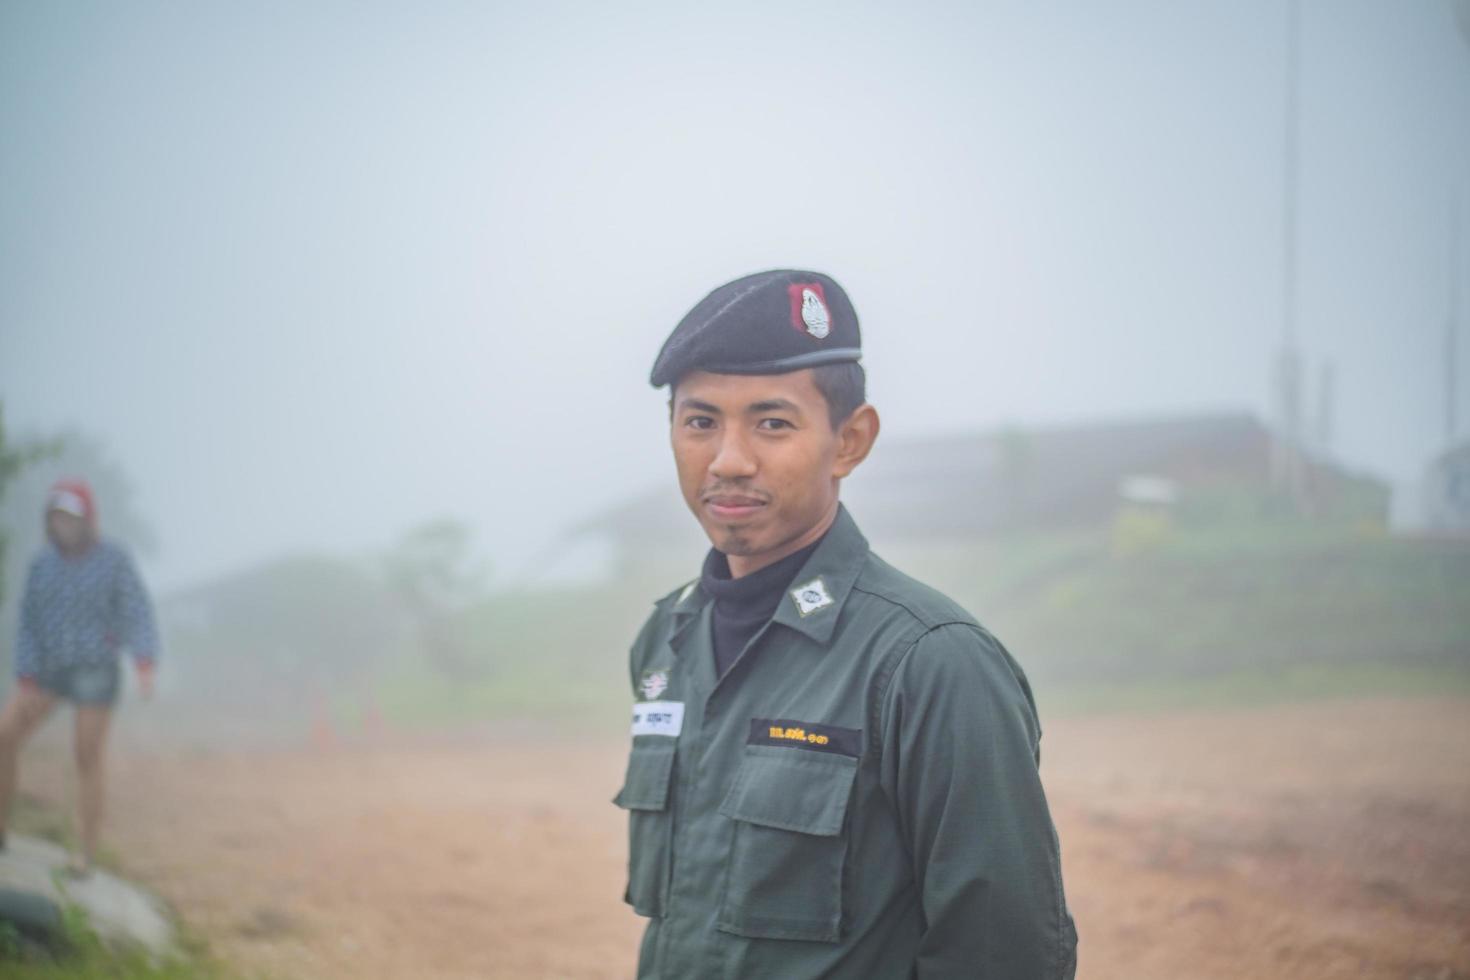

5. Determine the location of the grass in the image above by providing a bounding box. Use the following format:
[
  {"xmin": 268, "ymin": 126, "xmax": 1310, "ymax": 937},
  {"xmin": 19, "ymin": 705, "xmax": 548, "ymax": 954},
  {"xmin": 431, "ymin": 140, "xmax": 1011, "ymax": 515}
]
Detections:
[
  {"xmin": 0, "ymin": 900, "xmax": 237, "ymax": 979},
  {"xmin": 357, "ymin": 579, "xmax": 656, "ymax": 733},
  {"xmin": 366, "ymin": 658, "xmax": 626, "ymax": 734},
  {"xmin": 360, "ymin": 517, "xmax": 1470, "ymax": 726},
  {"xmin": 931, "ymin": 521, "xmax": 1470, "ymax": 686},
  {"xmin": 3, "ymin": 800, "xmax": 248, "ymax": 979},
  {"xmin": 1043, "ymin": 660, "xmax": 1470, "ymax": 717},
  {"xmin": 10, "ymin": 793, "xmax": 69, "ymax": 848},
  {"xmin": 8, "ymin": 794, "xmax": 125, "ymax": 875}
]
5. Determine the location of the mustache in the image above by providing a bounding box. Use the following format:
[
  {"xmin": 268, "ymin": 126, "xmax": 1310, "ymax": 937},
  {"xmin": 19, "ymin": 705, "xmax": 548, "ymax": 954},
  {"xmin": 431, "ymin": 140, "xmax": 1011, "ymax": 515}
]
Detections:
[{"xmin": 700, "ymin": 483, "xmax": 770, "ymax": 502}]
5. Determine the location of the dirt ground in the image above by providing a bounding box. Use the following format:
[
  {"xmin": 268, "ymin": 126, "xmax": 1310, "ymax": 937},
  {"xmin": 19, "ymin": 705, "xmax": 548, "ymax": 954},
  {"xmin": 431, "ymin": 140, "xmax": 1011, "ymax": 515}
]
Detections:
[{"xmin": 17, "ymin": 696, "xmax": 1470, "ymax": 980}]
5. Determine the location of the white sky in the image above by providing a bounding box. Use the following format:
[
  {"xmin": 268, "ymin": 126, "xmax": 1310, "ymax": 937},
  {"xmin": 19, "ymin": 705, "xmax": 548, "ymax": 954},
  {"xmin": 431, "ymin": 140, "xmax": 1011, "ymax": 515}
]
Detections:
[{"xmin": 3, "ymin": 0, "xmax": 1468, "ymax": 589}]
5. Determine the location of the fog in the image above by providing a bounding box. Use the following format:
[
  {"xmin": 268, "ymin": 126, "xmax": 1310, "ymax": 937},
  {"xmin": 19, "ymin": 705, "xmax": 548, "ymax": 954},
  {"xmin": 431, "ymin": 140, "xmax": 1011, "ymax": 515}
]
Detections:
[
  {"xmin": 2, "ymin": 0, "xmax": 1467, "ymax": 590},
  {"xmin": 3, "ymin": 5, "xmax": 1470, "ymax": 978}
]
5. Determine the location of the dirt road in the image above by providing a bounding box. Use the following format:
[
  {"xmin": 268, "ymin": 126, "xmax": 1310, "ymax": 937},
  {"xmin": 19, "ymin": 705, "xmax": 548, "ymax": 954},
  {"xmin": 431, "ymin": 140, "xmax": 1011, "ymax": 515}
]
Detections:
[{"xmin": 18, "ymin": 696, "xmax": 1470, "ymax": 979}]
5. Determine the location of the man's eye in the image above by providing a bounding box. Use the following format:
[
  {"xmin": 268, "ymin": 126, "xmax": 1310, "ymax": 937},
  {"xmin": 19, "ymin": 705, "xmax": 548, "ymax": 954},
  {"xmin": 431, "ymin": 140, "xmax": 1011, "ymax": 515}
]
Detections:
[
  {"xmin": 758, "ymin": 418, "xmax": 793, "ymax": 431},
  {"xmin": 685, "ymin": 416, "xmax": 716, "ymax": 430}
]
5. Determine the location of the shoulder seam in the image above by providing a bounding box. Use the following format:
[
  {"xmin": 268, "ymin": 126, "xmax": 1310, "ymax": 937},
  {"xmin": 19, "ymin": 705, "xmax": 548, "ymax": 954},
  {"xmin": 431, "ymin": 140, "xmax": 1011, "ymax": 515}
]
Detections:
[
  {"xmin": 849, "ymin": 581, "xmax": 976, "ymax": 633},
  {"xmin": 869, "ymin": 621, "xmax": 973, "ymax": 757}
]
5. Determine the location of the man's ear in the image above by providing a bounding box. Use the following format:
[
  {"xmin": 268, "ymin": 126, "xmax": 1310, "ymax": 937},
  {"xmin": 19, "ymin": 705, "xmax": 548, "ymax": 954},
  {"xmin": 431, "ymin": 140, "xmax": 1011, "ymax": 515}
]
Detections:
[{"xmin": 833, "ymin": 404, "xmax": 880, "ymax": 479}]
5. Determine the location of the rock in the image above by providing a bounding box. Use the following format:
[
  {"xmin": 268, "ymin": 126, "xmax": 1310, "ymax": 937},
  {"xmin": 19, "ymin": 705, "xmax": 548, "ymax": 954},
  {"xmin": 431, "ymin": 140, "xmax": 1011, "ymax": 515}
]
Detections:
[{"xmin": 0, "ymin": 834, "xmax": 175, "ymax": 956}]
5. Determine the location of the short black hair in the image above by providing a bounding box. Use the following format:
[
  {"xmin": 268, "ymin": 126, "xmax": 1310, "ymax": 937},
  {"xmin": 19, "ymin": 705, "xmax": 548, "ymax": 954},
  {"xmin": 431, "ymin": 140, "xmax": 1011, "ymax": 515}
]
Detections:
[{"xmin": 810, "ymin": 361, "xmax": 867, "ymax": 428}]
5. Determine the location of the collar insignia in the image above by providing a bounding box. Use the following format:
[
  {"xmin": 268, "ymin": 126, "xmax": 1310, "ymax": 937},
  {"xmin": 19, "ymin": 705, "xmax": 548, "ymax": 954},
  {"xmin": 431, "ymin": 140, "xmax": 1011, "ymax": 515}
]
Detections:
[{"xmin": 790, "ymin": 577, "xmax": 834, "ymax": 617}]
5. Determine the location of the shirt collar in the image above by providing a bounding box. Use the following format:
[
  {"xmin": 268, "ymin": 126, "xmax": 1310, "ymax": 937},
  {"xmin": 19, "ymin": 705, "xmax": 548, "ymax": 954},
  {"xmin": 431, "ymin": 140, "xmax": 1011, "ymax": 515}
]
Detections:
[
  {"xmin": 768, "ymin": 503, "xmax": 868, "ymax": 646},
  {"xmin": 667, "ymin": 575, "xmax": 710, "ymax": 653},
  {"xmin": 699, "ymin": 532, "xmax": 822, "ymax": 610},
  {"xmin": 667, "ymin": 503, "xmax": 870, "ymax": 649}
]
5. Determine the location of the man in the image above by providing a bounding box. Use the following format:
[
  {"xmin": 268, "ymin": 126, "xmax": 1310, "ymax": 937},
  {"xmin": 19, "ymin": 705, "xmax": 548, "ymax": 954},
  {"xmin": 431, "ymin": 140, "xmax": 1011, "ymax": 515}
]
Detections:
[
  {"xmin": 615, "ymin": 270, "xmax": 1077, "ymax": 978},
  {"xmin": 0, "ymin": 478, "xmax": 157, "ymax": 875}
]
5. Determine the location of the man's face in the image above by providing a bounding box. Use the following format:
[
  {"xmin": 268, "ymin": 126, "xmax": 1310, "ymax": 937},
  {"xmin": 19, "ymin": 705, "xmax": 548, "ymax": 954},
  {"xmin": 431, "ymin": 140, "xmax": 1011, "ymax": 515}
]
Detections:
[
  {"xmin": 47, "ymin": 509, "xmax": 88, "ymax": 551},
  {"xmin": 671, "ymin": 369, "xmax": 858, "ymax": 571}
]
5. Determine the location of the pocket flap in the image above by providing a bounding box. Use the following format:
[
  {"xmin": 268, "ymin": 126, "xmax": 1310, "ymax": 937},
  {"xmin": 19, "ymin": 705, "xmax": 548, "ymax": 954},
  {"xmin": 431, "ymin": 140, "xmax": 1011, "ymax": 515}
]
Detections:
[
  {"xmin": 719, "ymin": 747, "xmax": 858, "ymax": 836},
  {"xmin": 614, "ymin": 745, "xmax": 676, "ymax": 811}
]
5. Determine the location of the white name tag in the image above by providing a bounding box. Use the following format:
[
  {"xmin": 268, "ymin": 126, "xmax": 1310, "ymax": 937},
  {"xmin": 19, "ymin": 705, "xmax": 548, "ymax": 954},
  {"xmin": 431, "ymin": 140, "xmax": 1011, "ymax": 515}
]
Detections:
[{"xmin": 631, "ymin": 701, "xmax": 684, "ymax": 738}]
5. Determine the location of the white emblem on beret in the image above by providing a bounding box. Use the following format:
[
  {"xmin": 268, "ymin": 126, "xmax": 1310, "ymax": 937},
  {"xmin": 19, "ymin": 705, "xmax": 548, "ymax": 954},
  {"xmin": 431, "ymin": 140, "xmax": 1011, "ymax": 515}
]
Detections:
[
  {"xmin": 790, "ymin": 577, "xmax": 834, "ymax": 617},
  {"xmin": 801, "ymin": 288, "xmax": 830, "ymax": 339}
]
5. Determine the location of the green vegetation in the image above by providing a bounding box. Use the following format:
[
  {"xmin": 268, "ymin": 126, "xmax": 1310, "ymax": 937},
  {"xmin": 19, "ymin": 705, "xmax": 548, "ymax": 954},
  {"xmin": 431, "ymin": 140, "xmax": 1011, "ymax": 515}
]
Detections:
[
  {"xmin": 8, "ymin": 793, "xmax": 124, "ymax": 875},
  {"xmin": 365, "ymin": 513, "xmax": 1470, "ymax": 724},
  {"xmin": 2, "ymin": 797, "xmax": 245, "ymax": 980},
  {"xmin": 0, "ymin": 901, "xmax": 236, "ymax": 980},
  {"xmin": 0, "ymin": 402, "xmax": 60, "ymax": 608},
  {"xmin": 365, "ymin": 582, "xmax": 652, "ymax": 734},
  {"xmin": 158, "ymin": 488, "xmax": 1469, "ymax": 732},
  {"xmin": 1044, "ymin": 660, "xmax": 1470, "ymax": 717},
  {"xmin": 950, "ymin": 521, "xmax": 1470, "ymax": 691},
  {"xmin": 10, "ymin": 793, "xmax": 70, "ymax": 849}
]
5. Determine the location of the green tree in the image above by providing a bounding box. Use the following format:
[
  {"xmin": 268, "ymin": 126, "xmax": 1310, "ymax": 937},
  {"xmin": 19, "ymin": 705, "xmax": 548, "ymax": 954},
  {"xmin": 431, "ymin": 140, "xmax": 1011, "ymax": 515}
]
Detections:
[
  {"xmin": 163, "ymin": 553, "xmax": 405, "ymax": 712},
  {"xmin": 383, "ymin": 519, "xmax": 489, "ymax": 681},
  {"xmin": 0, "ymin": 403, "xmax": 59, "ymax": 607}
]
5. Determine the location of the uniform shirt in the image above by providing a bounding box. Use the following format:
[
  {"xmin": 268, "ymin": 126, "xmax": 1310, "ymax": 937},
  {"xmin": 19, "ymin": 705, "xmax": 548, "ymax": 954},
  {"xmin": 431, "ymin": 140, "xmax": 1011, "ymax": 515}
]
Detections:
[
  {"xmin": 616, "ymin": 506, "xmax": 1077, "ymax": 979},
  {"xmin": 15, "ymin": 539, "xmax": 158, "ymax": 678},
  {"xmin": 700, "ymin": 535, "xmax": 823, "ymax": 678}
]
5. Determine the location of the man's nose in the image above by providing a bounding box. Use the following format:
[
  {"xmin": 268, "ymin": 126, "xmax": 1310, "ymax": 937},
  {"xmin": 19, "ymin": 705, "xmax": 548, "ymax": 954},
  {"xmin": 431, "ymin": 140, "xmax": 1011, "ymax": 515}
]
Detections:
[{"xmin": 709, "ymin": 430, "xmax": 758, "ymax": 480}]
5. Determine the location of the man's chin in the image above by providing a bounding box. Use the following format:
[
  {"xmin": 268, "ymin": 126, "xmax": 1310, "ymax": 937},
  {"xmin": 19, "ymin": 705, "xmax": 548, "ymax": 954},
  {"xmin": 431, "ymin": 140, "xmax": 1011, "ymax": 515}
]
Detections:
[
  {"xmin": 700, "ymin": 519, "xmax": 759, "ymax": 557},
  {"xmin": 709, "ymin": 531, "xmax": 756, "ymax": 556}
]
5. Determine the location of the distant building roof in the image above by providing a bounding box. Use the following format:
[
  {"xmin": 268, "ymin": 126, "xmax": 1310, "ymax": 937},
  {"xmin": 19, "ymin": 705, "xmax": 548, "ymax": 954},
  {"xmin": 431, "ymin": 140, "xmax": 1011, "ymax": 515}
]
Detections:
[
  {"xmin": 569, "ymin": 411, "xmax": 1386, "ymax": 562},
  {"xmin": 844, "ymin": 411, "xmax": 1273, "ymax": 538}
]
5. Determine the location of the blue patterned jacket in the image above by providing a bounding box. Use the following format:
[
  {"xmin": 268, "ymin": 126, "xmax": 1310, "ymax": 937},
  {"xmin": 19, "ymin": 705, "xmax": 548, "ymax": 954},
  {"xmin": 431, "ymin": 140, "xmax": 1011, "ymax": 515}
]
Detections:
[{"xmin": 14, "ymin": 539, "xmax": 158, "ymax": 677}]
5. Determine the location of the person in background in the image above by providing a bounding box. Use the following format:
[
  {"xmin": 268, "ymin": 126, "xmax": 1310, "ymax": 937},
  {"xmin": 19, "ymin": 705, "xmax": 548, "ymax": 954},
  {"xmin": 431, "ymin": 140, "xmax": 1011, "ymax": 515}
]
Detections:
[{"xmin": 0, "ymin": 477, "xmax": 157, "ymax": 875}]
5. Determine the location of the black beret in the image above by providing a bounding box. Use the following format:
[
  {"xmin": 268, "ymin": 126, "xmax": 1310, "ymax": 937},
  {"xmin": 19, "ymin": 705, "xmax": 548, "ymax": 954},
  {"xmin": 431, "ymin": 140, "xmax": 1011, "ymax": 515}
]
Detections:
[{"xmin": 649, "ymin": 269, "xmax": 862, "ymax": 388}]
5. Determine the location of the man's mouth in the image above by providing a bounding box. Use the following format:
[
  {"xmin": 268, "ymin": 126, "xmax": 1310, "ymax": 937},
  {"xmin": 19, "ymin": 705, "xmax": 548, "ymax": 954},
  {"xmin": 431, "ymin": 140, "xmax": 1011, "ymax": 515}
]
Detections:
[{"xmin": 704, "ymin": 492, "xmax": 767, "ymax": 522}]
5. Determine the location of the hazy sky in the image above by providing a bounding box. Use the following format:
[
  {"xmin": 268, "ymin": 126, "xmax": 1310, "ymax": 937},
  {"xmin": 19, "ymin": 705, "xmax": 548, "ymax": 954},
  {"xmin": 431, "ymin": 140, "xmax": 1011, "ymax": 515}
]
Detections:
[{"xmin": 3, "ymin": 0, "xmax": 1468, "ymax": 590}]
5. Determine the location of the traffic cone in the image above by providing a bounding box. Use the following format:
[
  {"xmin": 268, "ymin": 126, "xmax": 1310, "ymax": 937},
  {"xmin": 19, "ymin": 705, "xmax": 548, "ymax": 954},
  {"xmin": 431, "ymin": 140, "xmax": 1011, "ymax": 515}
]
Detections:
[
  {"xmin": 310, "ymin": 693, "xmax": 337, "ymax": 751},
  {"xmin": 363, "ymin": 694, "xmax": 387, "ymax": 741}
]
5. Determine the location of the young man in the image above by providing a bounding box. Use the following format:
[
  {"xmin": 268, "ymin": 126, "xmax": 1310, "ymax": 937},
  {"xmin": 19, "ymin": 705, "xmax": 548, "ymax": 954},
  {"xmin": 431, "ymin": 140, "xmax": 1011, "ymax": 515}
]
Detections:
[
  {"xmin": 0, "ymin": 478, "xmax": 157, "ymax": 874},
  {"xmin": 615, "ymin": 270, "xmax": 1077, "ymax": 978}
]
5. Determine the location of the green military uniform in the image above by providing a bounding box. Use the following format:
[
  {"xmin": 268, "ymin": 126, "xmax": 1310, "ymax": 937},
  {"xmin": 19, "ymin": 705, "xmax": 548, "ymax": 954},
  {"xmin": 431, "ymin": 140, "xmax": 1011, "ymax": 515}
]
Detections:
[{"xmin": 615, "ymin": 506, "xmax": 1077, "ymax": 978}]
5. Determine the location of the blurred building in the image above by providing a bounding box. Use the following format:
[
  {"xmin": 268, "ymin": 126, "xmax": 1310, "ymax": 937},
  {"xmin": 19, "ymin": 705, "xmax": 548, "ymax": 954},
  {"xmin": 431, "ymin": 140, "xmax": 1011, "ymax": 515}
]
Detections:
[
  {"xmin": 1423, "ymin": 439, "xmax": 1470, "ymax": 533},
  {"xmin": 566, "ymin": 412, "xmax": 1390, "ymax": 577}
]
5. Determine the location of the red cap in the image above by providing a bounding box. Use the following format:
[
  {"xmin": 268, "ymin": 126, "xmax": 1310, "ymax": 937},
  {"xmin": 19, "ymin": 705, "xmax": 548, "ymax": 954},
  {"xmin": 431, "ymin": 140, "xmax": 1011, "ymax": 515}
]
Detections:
[{"xmin": 47, "ymin": 478, "xmax": 98, "ymax": 528}]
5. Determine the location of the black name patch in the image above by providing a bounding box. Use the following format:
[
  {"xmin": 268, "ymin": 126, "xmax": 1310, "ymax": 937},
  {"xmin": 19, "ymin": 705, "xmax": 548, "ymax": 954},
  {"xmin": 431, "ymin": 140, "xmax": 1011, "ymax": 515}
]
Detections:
[{"xmin": 748, "ymin": 717, "xmax": 862, "ymax": 757}]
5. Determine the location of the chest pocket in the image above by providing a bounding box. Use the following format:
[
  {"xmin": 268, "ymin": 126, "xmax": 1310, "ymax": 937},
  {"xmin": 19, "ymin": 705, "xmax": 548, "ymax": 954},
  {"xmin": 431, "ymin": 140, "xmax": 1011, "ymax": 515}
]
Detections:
[
  {"xmin": 613, "ymin": 742, "xmax": 676, "ymax": 918},
  {"xmin": 717, "ymin": 745, "xmax": 859, "ymax": 943}
]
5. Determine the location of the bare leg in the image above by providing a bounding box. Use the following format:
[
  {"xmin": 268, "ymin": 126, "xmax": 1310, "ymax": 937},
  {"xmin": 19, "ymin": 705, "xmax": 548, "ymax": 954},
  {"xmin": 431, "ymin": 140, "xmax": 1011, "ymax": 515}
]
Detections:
[
  {"xmin": 0, "ymin": 683, "xmax": 58, "ymax": 841},
  {"xmin": 73, "ymin": 704, "xmax": 112, "ymax": 869}
]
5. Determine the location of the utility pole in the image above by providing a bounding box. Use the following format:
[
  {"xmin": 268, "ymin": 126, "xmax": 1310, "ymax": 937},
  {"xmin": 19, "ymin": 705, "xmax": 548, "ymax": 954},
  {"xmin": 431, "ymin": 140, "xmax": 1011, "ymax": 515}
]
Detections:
[
  {"xmin": 1316, "ymin": 358, "xmax": 1335, "ymax": 453},
  {"xmin": 1447, "ymin": 0, "xmax": 1468, "ymax": 447},
  {"xmin": 1272, "ymin": 0, "xmax": 1306, "ymax": 505},
  {"xmin": 1448, "ymin": 199, "xmax": 1461, "ymax": 446}
]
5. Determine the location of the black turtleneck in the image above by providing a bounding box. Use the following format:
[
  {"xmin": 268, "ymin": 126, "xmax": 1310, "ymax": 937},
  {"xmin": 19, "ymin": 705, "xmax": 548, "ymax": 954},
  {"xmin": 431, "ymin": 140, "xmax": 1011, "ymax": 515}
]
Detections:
[{"xmin": 700, "ymin": 533, "xmax": 826, "ymax": 678}]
